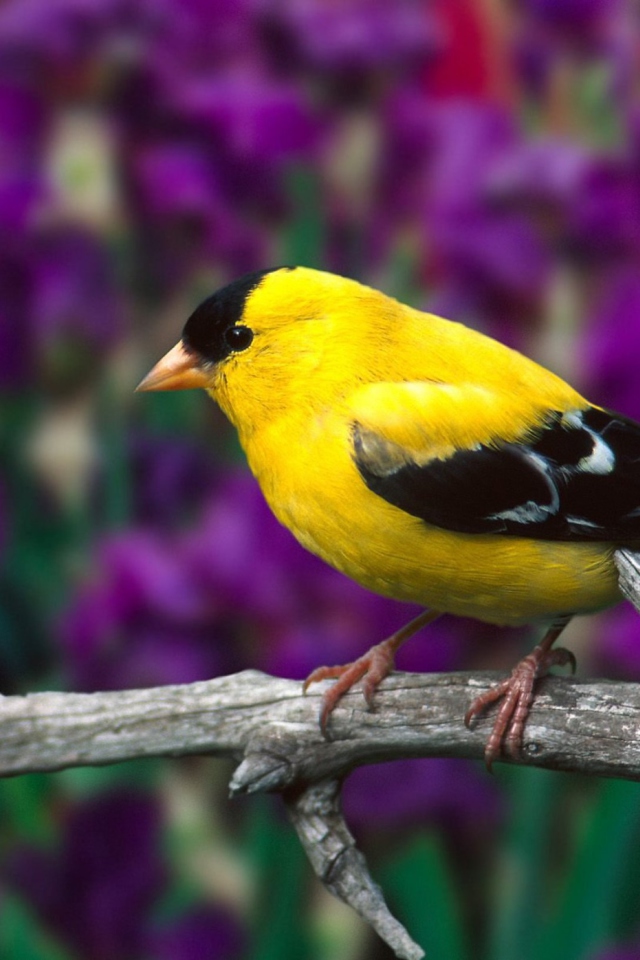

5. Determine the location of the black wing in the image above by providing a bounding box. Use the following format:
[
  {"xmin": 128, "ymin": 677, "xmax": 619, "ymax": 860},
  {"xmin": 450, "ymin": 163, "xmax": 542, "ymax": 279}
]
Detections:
[{"xmin": 352, "ymin": 407, "xmax": 640, "ymax": 542}]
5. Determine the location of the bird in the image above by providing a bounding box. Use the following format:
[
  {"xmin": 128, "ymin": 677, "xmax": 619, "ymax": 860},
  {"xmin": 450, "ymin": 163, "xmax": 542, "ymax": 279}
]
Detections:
[{"xmin": 137, "ymin": 265, "xmax": 640, "ymax": 768}]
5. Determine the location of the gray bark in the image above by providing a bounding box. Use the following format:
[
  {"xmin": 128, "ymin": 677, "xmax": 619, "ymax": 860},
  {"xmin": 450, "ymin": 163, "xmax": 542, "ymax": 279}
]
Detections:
[{"xmin": 2, "ymin": 667, "xmax": 640, "ymax": 959}]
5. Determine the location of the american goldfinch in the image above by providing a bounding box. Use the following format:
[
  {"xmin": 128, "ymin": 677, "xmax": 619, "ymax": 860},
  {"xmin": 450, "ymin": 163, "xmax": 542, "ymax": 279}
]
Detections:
[{"xmin": 138, "ymin": 266, "xmax": 640, "ymax": 767}]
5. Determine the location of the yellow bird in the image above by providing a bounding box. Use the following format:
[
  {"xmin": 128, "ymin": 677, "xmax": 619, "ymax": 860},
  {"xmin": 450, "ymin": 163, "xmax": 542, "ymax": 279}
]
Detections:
[{"xmin": 137, "ymin": 266, "xmax": 639, "ymax": 767}]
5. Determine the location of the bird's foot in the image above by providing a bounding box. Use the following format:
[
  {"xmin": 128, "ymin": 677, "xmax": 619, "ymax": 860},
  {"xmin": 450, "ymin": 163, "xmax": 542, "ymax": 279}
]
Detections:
[
  {"xmin": 303, "ymin": 637, "xmax": 399, "ymax": 735},
  {"xmin": 303, "ymin": 608, "xmax": 441, "ymax": 736},
  {"xmin": 465, "ymin": 641, "xmax": 576, "ymax": 771}
]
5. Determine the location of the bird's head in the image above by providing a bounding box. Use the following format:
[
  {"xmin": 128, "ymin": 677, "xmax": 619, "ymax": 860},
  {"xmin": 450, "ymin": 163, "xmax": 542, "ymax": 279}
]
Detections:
[{"xmin": 137, "ymin": 265, "xmax": 392, "ymax": 436}]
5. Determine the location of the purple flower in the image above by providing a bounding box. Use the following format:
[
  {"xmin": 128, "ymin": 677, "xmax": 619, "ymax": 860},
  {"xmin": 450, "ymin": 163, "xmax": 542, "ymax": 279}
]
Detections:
[
  {"xmin": 131, "ymin": 142, "xmax": 224, "ymax": 223},
  {"xmin": 521, "ymin": 0, "xmax": 622, "ymax": 32},
  {"xmin": 146, "ymin": 907, "xmax": 245, "ymax": 960},
  {"xmin": 31, "ymin": 226, "xmax": 124, "ymax": 350},
  {"xmin": 0, "ymin": 81, "xmax": 48, "ymax": 233},
  {"xmin": 6, "ymin": 790, "xmax": 166, "ymax": 960},
  {"xmin": 515, "ymin": 0, "xmax": 626, "ymax": 63},
  {"xmin": 177, "ymin": 73, "xmax": 323, "ymax": 164},
  {"xmin": 258, "ymin": 0, "xmax": 438, "ymax": 81},
  {"xmin": 5, "ymin": 788, "xmax": 245, "ymax": 960},
  {"xmin": 377, "ymin": 98, "xmax": 553, "ymax": 337},
  {"xmin": 484, "ymin": 136, "xmax": 592, "ymax": 214},
  {"xmin": 168, "ymin": 71, "xmax": 325, "ymax": 227},
  {"xmin": 423, "ymin": 105, "xmax": 551, "ymax": 315},
  {"xmin": 184, "ymin": 472, "xmax": 467, "ymax": 681},
  {"xmin": 59, "ymin": 526, "xmax": 230, "ymax": 691},
  {"xmin": 567, "ymin": 159, "xmax": 640, "ymax": 263},
  {"xmin": 0, "ymin": 225, "xmax": 124, "ymax": 390},
  {"xmin": 128, "ymin": 140, "xmax": 267, "ymax": 284},
  {"xmin": 123, "ymin": 430, "xmax": 220, "ymax": 528},
  {"xmin": 421, "ymin": 101, "xmax": 517, "ymax": 214},
  {"xmin": 122, "ymin": 67, "xmax": 324, "ymax": 285},
  {"xmin": 60, "ymin": 470, "xmax": 470, "ymax": 692},
  {"xmin": 592, "ymin": 603, "xmax": 640, "ymax": 682},
  {"xmin": 344, "ymin": 758, "xmax": 503, "ymax": 833},
  {"xmin": 432, "ymin": 208, "xmax": 550, "ymax": 310},
  {"xmin": 513, "ymin": 0, "xmax": 632, "ymax": 104},
  {"xmin": 0, "ymin": 0, "xmax": 168, "ymax": 88},
  {"xmin": 137, "ymin": 0, "xmax": 259, "ymax": 76},
  {"xmin": 581, "ymin": 267, "xmax": 640, "ymax": 420}
]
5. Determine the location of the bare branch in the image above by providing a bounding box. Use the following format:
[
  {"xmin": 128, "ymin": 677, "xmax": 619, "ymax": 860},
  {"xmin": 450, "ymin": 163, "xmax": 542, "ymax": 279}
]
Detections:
[
  {"xmin": 284, "ymin": 779, "xmax": 425, "ymax": 960},
  {"xmin": 2, "ymin": 668, "xmax": 640, "ymax": 959},
  {"xmin": 1, "ymin": 671, "xmax": 639, "ymax": 781}
]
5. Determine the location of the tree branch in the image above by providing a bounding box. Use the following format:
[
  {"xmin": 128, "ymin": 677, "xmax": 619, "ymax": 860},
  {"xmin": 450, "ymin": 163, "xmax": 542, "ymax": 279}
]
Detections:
[
  {"xmin": 2, "ymin": 671, "xmax": 639, "ymax": 780},
  {"xmin": 2, "ymin": 669, "xmax": 640, "ymax": 959}
]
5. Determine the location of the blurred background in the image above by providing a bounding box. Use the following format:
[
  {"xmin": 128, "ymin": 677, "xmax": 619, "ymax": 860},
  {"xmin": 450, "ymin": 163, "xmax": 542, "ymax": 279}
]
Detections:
[{"xmin": 1, "ymin": 0, "xmax": 640, "ymax": 957}]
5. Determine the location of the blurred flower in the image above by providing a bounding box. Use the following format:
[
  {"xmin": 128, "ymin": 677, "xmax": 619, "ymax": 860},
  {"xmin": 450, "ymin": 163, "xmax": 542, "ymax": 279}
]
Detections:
[
  {"xmin": 59, "ymin": 526, "xmax": 226, "ymax": 691},
  {"xmin": 259, "ymin": 0, "xmax": 438, "ymax": 94},
  {"xmin": 123, "ymin": 430, "xmax": 220, "ymax": 528},
  {"xmin": 0, "ymin": 225, "xmax": 124, "ymax": 391},
  {"xmin": 123, "ymin": 64, "xmax": 326, "ymax": 287},
  {"xmin": 173, "ymin": 71, "xmax": 325, "ymax": 227},
  {"xmin": 592, "ymin": 603, "xmax": 640, "ymax": 681},
  {"xmin": 5, "ymin": 788, "xmax": 244, "ymax": 960},
  {"xmin": 432, "ymin": 208, "xmax": 550, "ymax": 318},
  {"xmin": 128, "ymin": 140, "xmax": 267, "ymax": 286},
  {"xmin": 44, "ymin": 108, "xmax": 121, "ymax": 230},
  {"xmin": 567, "ymin": 159, "xmax": 640, "ymax": 264},
  {"xmin": 131, "ymin": 143, "xmax": 220, "ymax": 223},
  {"xmin": 484, "ymin": 136, "xmax": 592, "ymax": 215},
  {"xmin": 581, "ymin": 267, "xmax": 640, "ymax": 420},
  {"xmin": 424, "ymin": 0, "xmax": 517, "ymax": 102},
  {"xmin": 24, "ymin": 395, "xmax": 98, "ymax": 506},
  {"xmin": 418, "ymin": 103, "xmax": 552, "ymax": 335},
  {"xmin": 183, "ymin": 472, "xmax": 466, "ymax": 681},
  {"xmin": 178, "ymin": 72, "xmax": 324, "ymax": 165},
  {"xmin": 147, "ymin": 907, "xmax": 245, "ymax": 960},
  {"xmin": 513, "ymin": 0, "xmax": 634, "ymax": 109},
  {"xmin": 60, "ymin": 470, "xmax": 468, "ymax": 692},
  {"xmin": 514, "ymin": 0, "xmax": 627, "ymax": 74},
  {"xmin": 6, "ymin": 790, "xmax": 166, "ymax": 960},
  {"xmin": 33, "ymin": 226, "xmax": 123, "ymax": 351},
  {"xmin": 344, "ymin": 758, "xmax": 503, "ymax": 833},
  {"xmin": 0, "ymin": 80, "xmax": 48, "ymax": 233},
  {"xmin": 520, "ymin": 0, "xmax": 622, "ymax": 39},
  {"xmin": 0, "ymin": 0, "xmax": 166, "ymax": 95},
  {"xmin": 375, "ymin": 96, "xmax": 552, "ymax": 321}
]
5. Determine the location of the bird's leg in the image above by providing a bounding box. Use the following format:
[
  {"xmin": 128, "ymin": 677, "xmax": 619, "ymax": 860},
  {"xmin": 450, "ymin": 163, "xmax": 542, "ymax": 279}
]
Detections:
[
  {"xmin": 465, "ymin": 616, "xmax": 576, "ymax": 770},
  {"xmin": 303, "ymin": 608, "xmax": 442, "ymax": 734}
]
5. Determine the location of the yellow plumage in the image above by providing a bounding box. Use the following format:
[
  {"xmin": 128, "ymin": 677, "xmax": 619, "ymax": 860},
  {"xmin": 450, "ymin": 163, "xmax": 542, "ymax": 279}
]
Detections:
[
  {"xmin": 138, "ymin": 265, "xmax": 638, "ymax": 764},
  {"xmin": 200, "ymin": 267, "xmax": 619, "ymax": 625}
]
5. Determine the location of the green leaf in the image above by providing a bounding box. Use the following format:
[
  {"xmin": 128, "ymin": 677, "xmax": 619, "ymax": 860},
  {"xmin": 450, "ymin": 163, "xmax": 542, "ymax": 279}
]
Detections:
[
  {"xmin": 244, "ymin": 797, "xmax": 316, "ymax": 960},
  {"xmin": 535, "ymin": 778, "xmax": 640, "ymax": 960},
  {"xmin": 487, "ymin": 767, "xmax": 561, "ymax": 960},
  {"xmin": 380, "ymin": 831, "xmax": 468, "ymax": 960},
  {"xmin": 0, "ymin": 775, "xmax": 57, "ymax": 847},
  {"xmin": 282, "ymin": 167, "xmax": 325, "ymax": 268},
  {"xmin": 0, "ymin": 895, "xmax": 72, "ymax": 960}
]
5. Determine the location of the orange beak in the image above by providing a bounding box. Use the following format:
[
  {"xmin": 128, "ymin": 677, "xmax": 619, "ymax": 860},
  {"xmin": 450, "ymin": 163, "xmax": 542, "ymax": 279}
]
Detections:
[{"xmin": 136, "ymin": 341, "xmax": 211, "ymax": 392}]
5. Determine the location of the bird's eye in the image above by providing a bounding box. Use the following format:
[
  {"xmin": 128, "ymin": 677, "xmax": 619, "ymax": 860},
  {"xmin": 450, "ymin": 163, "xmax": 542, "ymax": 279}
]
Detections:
[{"xmin": 224, "ymin": 325, "xmax": 254, "ymax": 352}]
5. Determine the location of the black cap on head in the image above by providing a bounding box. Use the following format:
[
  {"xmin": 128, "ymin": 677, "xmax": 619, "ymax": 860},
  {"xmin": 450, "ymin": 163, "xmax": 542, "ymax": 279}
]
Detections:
[{"xmin": 182, "ymin": 267, "xmax": 292, "ymax": 364}]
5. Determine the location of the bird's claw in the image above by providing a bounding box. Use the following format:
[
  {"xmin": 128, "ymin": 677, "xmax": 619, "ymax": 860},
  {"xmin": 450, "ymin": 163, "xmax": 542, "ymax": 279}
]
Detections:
[
  {"xmin": 303, "ymin": 638, "xmax": 399, "ymax": 736},
  {"xmin": 465, "ymin": 643, "xmax": 576, "ymax": 771}
]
